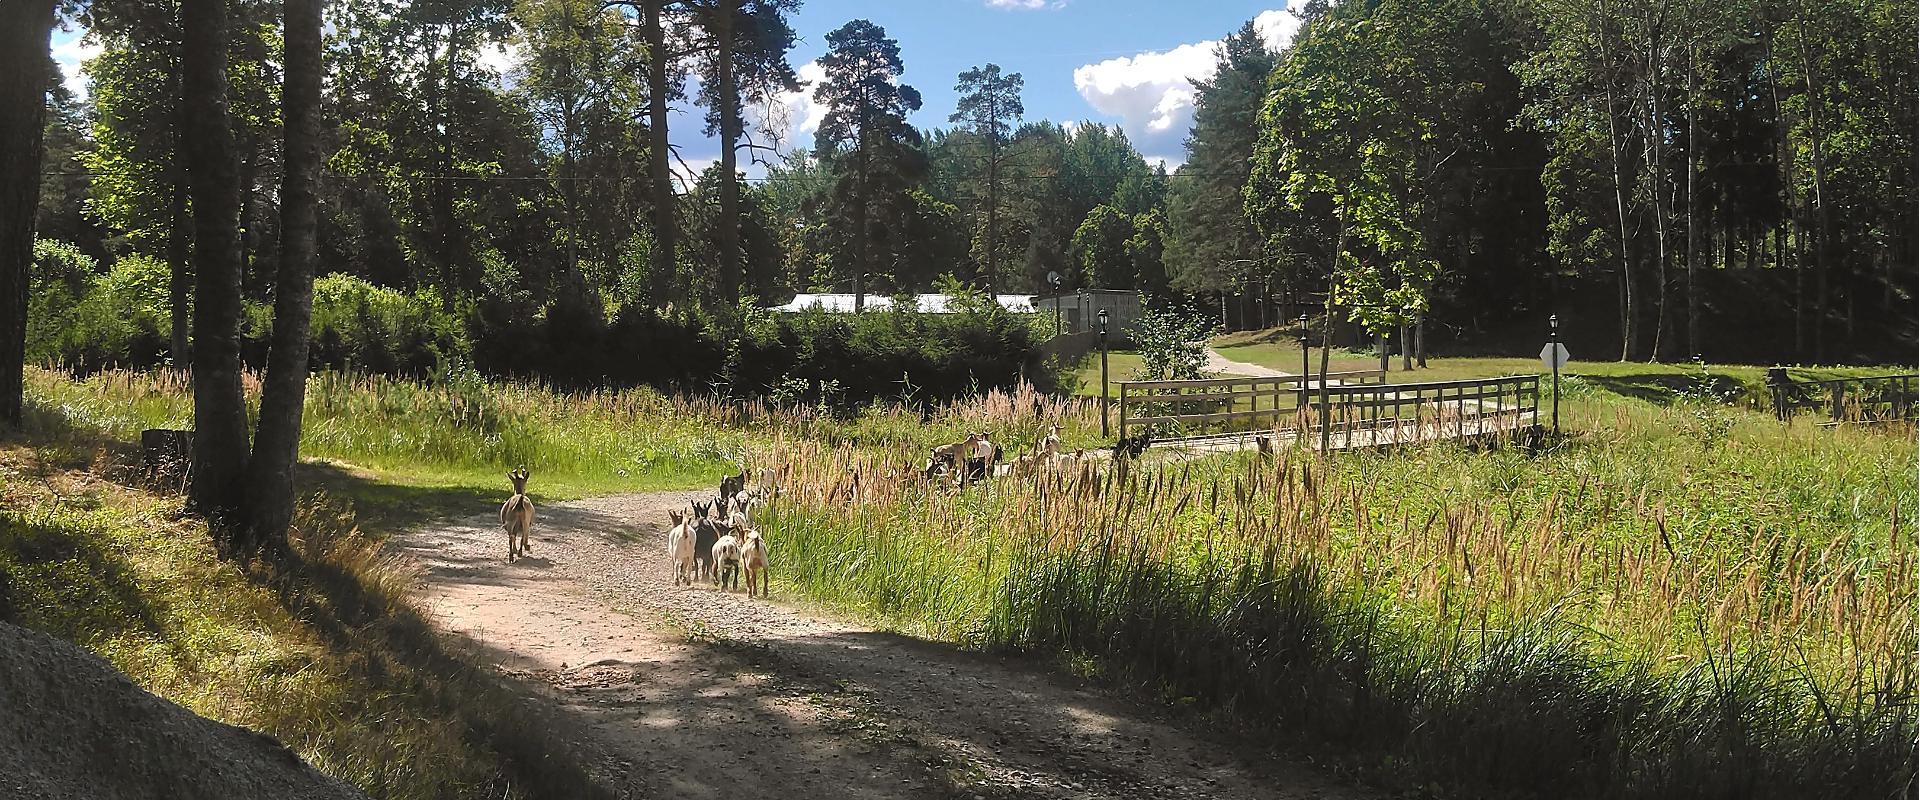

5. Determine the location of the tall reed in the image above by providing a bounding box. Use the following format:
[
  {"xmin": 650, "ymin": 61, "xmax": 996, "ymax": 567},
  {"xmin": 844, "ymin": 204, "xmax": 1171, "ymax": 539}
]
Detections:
[{"xmin": 750, "ymin": 399, "xmax": 1916, "ymax": 797}]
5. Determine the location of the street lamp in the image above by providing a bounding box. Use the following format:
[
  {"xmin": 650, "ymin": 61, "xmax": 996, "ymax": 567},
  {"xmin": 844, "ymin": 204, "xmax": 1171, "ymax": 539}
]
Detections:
[
  {"xmin": 1297, "ymin": 313, "xmax": 1310, "ymax": 407},
  {"xmin": 1098, "ymin": 308, "xmax": 1111, "ymax": 438},
  {"xmin": 1549, "ymin": 314, "xmax": 1560, "ymax": 437}
]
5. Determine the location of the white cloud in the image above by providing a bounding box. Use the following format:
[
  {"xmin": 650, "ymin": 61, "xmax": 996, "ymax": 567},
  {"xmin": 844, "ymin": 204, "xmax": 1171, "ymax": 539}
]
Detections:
[
  {"xmin": 1070, "ymin": 5, "xmax": 1303, "ymax": 155},
  {"xmin": 50, "ymin": 30, "xmax": 102, "ymax": 100},
  {"xmin": 752, "ymin": 60, "xmax": 826, "ymax": 154},
  {"xmin": 986, "ymin": 0, "xmax": 1065, "ymax": 9}
]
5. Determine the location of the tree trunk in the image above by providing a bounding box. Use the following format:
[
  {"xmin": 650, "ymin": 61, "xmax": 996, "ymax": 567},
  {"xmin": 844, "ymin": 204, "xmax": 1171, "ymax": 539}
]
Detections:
[
  {"xmin": 0, "ymin": 0, "xmax": 57, "ymax": 426},
  {"xmin": 242, "ymin": 0, "xmax": 323, "ymax": 552},
  {"xmin": 1685, "ymin": 47, "xmax": 1701, "ymax": 360},
  {"xmin": 642, "ymin": 0, "xmax": 677, "ymax": 307},
  {"xmin": 167, "ymin": 72, "xmax": 192, "ymax": 363},
  {"xmin": 181, "ymin": 0, "xmax": 251, "ymax": 524},
  {"xmin": 1603, "ymin": 80, "xmax": 1637, "ymax": 361},
  {"xmin": 985, "ymin": 123, "xmax": 999, "ymax": 297},
  {"xmin": 167, "ymin": 165, "xmax": 192, "ymax": 363},
  {"xmin": 1400, "ymin": 321, "xmax": 1411, "ymax": 371},
  {"xmin": 853, "ymin": 126, "xmax": 868, "ymax": 313},
  {"xmin": 713, "ymin": 2, "xmax": 741, "ymax": 305},
  {"xmin": 1795, "ymin": 23, "xmax": 1832, "ymax": 362},
  {"xmin": 1646, "ymin": 31, "xmax": 1670, "ymax": 364},
  {"xmin": 1415, "ymin": 314, "xmax": 1427, "ymax": 367}
]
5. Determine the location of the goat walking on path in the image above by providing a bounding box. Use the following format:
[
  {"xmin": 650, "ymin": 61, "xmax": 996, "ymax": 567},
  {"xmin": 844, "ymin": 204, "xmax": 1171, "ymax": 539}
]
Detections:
[
  {"xmin": 712, "ymin": 531, "xmax": 743, "ymax": 592},
  {"xmin": 665, "ymin": 510, "xmax": 696, "ymax": 586},
  {"xmin": 740, "ymin": 528, "xmax": 770, "ymax": 598},
  {"xmin": 500, "ymin": 469, "xmax": 535, "ymax": 561}
]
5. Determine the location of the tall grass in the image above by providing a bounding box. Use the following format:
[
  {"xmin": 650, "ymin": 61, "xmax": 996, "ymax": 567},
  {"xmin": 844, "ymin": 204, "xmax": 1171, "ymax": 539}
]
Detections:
[{"xmin": 751, "ymin": 397, "xmax": 1916, "ymax": 797}]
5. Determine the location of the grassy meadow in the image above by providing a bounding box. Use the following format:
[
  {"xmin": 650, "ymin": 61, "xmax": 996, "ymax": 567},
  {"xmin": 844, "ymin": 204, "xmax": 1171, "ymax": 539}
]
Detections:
[
  {"xmin": 7, "ymin": 360, "xmax": 1914, "ymax": 798},
  {"xmin": 751, "ymin": 372, "xmax": 1916, "ymax": 796}
]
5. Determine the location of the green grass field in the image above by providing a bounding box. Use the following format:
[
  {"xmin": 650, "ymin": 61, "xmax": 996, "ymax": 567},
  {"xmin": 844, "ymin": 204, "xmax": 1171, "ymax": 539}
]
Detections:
[{"xmin": 9, "ymin": 362, "xmax": 1915, "ymax": 799}]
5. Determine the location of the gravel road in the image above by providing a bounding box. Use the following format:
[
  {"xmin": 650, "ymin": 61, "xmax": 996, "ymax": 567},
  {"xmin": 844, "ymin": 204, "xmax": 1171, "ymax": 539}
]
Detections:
[{"xmin": 393, "ymin": 492, "xmax": 1369, "ymax": 800}]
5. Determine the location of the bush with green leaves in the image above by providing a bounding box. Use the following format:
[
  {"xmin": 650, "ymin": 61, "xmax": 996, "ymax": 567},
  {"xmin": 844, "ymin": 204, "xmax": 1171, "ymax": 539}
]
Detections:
[
  {"xmin": 28, "ymin": 241, "xmax": 173, "ymax": 372},
  {"xmin": 305, "ymin": 274, "xmax": 469, "ymax": 376},
  {"xmin": 1130, "ymin": 304, "xmax": 1217, "ymax": 381}
]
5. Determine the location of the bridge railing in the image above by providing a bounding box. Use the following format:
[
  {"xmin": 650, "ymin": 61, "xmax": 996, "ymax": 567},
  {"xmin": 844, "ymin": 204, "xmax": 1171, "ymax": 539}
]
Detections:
[
  {"xmin": 1117, "ymin": 370, "xmax": 1385, "ymax": 441},
  {"xmin": 1305, "ymin": 375, "xmax": 1540, "ymax": 451}
]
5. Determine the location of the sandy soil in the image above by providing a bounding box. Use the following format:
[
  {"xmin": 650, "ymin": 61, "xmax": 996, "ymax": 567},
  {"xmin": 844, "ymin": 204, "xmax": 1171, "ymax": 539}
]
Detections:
[{"xmin": 393, "ymin": 492, "xmax": 1371, "ymax": 800}]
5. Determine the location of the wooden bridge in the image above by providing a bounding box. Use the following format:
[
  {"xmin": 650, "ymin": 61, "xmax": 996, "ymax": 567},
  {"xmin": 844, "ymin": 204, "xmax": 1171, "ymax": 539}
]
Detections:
[{"xmin": 1118, "ymin": 373, "xmax": 1540, "ymax": 453}]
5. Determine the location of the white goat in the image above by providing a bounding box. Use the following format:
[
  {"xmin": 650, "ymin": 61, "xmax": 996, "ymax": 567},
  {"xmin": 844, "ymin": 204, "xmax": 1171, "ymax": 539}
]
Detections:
[
  {"xmin": 740, "ymin": 527, "xmax": 770, "ymax": 598},
  {"xmin": 712, "ymin": 530, "xmax": 743, "ymax": 592},
  {"xmin": 665, "ymin": 509, "xmax": 695, "ymax": 586}
]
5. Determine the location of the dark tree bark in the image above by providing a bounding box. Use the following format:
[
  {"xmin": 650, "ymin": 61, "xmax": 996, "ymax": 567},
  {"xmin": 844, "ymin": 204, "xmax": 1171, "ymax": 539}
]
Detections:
[
  {"xmin": 181, "ymin": 0, "xmax": 251, "ymax": 523},
  {"xmin": 0, "ymin": 0, "xmax": 57, "ymax": 427},
  {"xmin": 167, "ymin": 74, "xmax": 192, "ymax": 363},
  {"xmin": 243, "ymin": 0, "xmax": 322, "ymax": 550},
  {"xmin": 710, "ymin": 2, "xmax": 741, "ymax": 305},
  {"xmin": 642, "ymin": 0, "xmax": 677, "ymax": 307}
]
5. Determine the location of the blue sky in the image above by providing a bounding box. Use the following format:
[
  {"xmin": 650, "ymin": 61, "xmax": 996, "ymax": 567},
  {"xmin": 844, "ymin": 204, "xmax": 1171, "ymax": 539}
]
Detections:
[{"xmin": 51, "ymin": 1, "xmax": 1303, "ymax": 182}]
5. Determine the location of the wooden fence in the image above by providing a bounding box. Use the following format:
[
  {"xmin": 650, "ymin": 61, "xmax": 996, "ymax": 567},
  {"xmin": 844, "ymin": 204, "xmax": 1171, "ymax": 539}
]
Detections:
[
  {"xmin": 1118, "ymin": 372, "xmax": 1540, "ymax": 452},
  {"xmin": 1306, "ymin": 375, "xmax": 1540, "ymax": 451},
  {"xmin": 1768, "ymin": 370, "xmax": 1918, "ymax": 424},
  {"xmin": 1117, "ymin": 370, "xmax": 1386, "ymax": 441}
]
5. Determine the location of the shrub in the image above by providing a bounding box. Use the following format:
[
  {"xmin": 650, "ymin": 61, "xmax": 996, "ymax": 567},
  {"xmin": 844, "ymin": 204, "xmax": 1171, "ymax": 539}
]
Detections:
[
  {"xmin": 28, "ymin": 243, "xmax": 173, "ymax": 372},
  {"xmin": 306, "ymin": 274, "xmax": 468, "ymax": 376}
]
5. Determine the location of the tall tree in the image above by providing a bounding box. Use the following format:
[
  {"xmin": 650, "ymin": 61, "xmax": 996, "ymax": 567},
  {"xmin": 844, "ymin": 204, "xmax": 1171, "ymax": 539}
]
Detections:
[
  {"xmin": 1, "ymin": 0, "xmax": 58, "ymax": 425},
  {"xmin": 180, "ymin": 0, "xmax": 250, "ymax": 522},
  {"xmin": 1070, "ymin": 204, "xmax": 1132, "ymax": 289},
  {"xmin": 241, "ymin": 0, "xmax": 322, "ymax": 548},
  {"xmin": 1166, "ymin": 21, "xmax": 1277, "ymax": 299},
  {"xmin": 949, "ymin": 63, "xmax": 1023, "ymax": 297},
  {"xmin": 813, "ymin": 19, "xmax": 922, "ymax": 312},
  {"xmin": 691, "ymin": 0, "xmax": 798, "ymax": 306}
]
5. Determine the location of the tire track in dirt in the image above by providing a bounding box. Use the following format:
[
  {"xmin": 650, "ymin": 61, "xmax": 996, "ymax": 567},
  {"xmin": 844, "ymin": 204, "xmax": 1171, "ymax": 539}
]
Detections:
[{"xmin": 394, "ymin": 492, "xmax": 1369, "ymax": 800}]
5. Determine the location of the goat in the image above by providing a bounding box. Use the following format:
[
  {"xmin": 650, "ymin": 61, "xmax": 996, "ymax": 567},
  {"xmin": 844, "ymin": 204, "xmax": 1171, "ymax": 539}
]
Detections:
[
  {"xmin": 718, "ymin": 470, "xmax": 747, "ymax": 507},
  {"xmin": 500, "ymin": 468, "xmax": 535, "ymax": 561},
  {"xmin": 690, "ymin": 500, "xmax": 720, "ymax": 582},
  {"xmin": 740, "ymin": 528, "xmax": 770, "ymax": 598},
  {"xmin": 665, "ymin": 510, "xmax": 696, "ymax": 586},
  {"xmin": 1112, "ymin": 431, "xmax": 1153, "ymax": 460},
  {"xmin": 711, "ymin": 529, "xmax": 743, "ymax": 592},
  {"xmin": 1041, "ymin": 424, "xmax": 1063, "ymax": 455}
]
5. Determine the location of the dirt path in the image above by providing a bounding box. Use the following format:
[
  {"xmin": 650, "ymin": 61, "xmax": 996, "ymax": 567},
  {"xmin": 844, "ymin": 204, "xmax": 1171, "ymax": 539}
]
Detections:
[
  {"xmin": 394, "ymin": 493, "xmax": 1369, "ymax": 800},
  {"xmin": 1205, "ymin": 348, "xmax": 1291, "ymax": 378}
]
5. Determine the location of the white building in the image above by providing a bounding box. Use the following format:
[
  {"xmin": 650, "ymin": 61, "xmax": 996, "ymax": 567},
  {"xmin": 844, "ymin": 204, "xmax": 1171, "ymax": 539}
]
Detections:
[{"xmin": 773, "ymin": 293, "xmax": 1036, "ymax": 314}]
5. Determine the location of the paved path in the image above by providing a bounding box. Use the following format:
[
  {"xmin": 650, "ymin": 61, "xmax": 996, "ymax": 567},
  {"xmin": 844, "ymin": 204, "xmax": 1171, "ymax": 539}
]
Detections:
[
  {"xmin": 396, "ymin": 493, "xmax": 1371, "ymax": 800},
  {"xmin": 1204, "ymin": 347, "xmax": 1292, "ymax": 378}
]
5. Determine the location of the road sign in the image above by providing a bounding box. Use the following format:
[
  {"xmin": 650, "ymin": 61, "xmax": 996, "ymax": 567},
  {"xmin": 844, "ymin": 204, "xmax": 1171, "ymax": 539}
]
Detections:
[
  {"xmin": 1539, "ymin": 342, "xmax": 1570, "ymax": 371},
  {"xmin": 1046, "ymin": 270, "xmax": 1063, "ymax": 288}
]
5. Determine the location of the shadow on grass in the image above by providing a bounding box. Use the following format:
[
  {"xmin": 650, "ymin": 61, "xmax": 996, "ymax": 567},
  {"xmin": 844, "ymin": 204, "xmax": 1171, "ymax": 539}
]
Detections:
[
  {"xmin": 295, "ymin": 460, "xmax": 502, "ymax": 534},
  {"xmin": 1575, "ymin": 372, "xmax": 1752, "ymax": 405}
]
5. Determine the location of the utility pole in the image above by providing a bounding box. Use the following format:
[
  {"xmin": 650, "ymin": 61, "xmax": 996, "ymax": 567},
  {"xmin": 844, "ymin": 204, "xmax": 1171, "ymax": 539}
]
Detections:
[{"xmin": 1297, "ymin": 313, "xmax": 1310, "ymax": 408}]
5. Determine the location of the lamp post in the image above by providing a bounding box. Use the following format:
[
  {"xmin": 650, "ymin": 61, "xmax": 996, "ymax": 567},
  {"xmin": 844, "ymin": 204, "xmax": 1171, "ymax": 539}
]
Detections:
[
  {"xmin": 1099, "ymin": 308, "xmax": 1110, "ymax": 438},
  {"xmin": 1549, "ymin": 314, "xmax": 1560, "ymax": 437},
  {"xmin": 1297, "ymin": 313, "xmax": 1310, "ymax": 407}
]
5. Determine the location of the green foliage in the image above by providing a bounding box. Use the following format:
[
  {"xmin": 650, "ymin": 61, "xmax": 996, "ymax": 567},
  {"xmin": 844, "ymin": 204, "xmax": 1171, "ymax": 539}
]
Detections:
[
  {"xmin": 1130, "ymin": 305, "xmax": 1217, "ymax": 381},
  {"xmin": 308, "ymin": 274, "xmax": 469, "ymax": 376},
  {"xmin": 28, "ymin": 243, "xmax": 173, "ymax": 371},
  {"xmin": 1069, "ymin": 204, "xmax": 1132, "ymax": 289}
]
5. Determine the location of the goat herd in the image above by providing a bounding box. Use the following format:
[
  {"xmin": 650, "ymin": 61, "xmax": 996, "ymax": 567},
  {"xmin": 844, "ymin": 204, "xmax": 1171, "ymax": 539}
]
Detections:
[
  {"xmin": 492, "ymin": 425, "xmax": 1154, "ymax": 596},
  {"xmin": 664, "ymin": 476, "xmax": 775, "ymax": 598}
]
